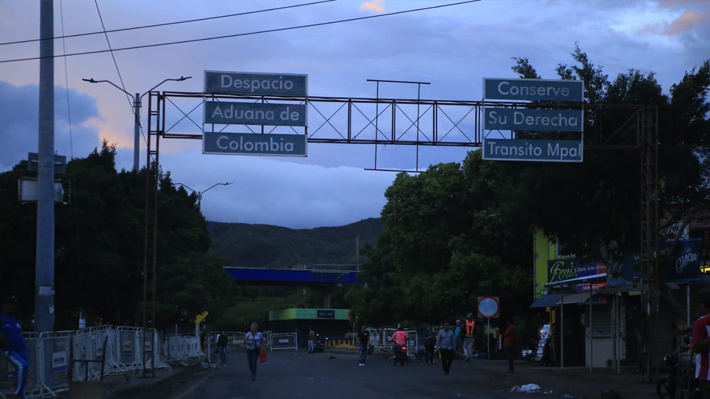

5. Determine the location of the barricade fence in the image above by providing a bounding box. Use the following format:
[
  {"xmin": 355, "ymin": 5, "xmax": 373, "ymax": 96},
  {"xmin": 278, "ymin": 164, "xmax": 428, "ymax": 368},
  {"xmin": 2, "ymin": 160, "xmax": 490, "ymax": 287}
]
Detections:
[
  {"xmin": 371, "ymin": 328, "xmax": 419, "ymax": 357},
  {"xmin": 1, "ymin": 326, "xmax": 210, "ymax": 399},
  {"xmin": 269, "ymin": 333, "xmax": 298, "ymax": 351}
]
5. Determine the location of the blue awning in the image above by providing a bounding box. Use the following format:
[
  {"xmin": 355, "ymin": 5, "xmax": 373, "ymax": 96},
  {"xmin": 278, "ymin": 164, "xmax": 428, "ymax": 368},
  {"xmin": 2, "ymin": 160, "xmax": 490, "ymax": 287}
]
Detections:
[{"xmin": 530, "ymin": 294, "xmax": 561, "ymax": 308}]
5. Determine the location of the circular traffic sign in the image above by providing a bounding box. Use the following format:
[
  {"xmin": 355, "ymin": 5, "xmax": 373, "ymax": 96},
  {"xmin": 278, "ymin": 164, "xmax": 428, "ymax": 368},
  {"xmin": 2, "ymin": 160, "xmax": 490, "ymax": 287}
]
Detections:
[{"xmin": 477, "ymin": 296, "xmax": 500, "ymax": 318}]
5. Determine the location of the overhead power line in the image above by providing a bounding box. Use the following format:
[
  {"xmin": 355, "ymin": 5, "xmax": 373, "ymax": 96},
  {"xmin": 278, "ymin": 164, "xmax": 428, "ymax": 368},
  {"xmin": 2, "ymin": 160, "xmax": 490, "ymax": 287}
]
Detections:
[
  {"xmin": 0, "ymin": 0, "xmax": 481, "ymax": 64},
  {"xmin": 0, "ymin": 0, "xmax": 335, "ymax": 47}
]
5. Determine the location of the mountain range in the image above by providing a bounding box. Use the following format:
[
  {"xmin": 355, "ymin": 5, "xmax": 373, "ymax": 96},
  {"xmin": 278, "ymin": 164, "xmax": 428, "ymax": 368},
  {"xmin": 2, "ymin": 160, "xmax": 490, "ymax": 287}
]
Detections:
[{"xmin": 207, "ymin": 218, "xmax": 385, "ymax": 268}]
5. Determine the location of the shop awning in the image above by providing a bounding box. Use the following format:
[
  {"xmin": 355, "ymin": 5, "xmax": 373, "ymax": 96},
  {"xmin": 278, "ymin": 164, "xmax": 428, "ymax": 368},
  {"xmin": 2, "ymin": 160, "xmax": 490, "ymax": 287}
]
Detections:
[
  {"xmin": 530, "ymin": 294, "xmax": 562, "ymax": 308},
  {"xmin": 558, "ymin": 292, "xmax": 594, "ymax": 305},
  {"xmin": 544, "ymin": 273, "xmax": 607, "ymax": 288}
]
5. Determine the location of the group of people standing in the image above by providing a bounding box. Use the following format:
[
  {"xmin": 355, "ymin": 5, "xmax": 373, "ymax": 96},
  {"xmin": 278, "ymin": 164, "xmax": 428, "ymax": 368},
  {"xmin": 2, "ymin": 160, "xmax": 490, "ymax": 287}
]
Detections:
[{"xmin": 420, "ymin": 317, "xmax": 517, "ymax": 375}]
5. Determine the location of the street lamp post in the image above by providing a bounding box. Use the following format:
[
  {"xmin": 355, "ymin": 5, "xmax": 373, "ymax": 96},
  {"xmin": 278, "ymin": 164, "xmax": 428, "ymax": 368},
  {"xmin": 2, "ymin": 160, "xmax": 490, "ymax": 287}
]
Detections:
[
  {"xmin": 82, "ymin": 76, "xmax": 192, "ymax": 172},
  {"xmin": 174, "ymin": 182, "xmax": 232, "ymax": 210}
]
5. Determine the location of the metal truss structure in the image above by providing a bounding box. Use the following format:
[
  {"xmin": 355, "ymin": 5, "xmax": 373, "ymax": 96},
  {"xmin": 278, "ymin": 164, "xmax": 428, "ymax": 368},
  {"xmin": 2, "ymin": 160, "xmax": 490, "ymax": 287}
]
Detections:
[{"xmin": 141, "ymin": 90, "xmax": 657, "ymax": 375}]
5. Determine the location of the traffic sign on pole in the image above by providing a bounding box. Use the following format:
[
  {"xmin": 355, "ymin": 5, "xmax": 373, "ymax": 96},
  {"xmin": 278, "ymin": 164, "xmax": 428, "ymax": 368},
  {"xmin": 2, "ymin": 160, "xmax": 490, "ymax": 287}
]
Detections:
[{"xmin": 477, "ymin": 296, "xmax": 500, "ymax": 319}]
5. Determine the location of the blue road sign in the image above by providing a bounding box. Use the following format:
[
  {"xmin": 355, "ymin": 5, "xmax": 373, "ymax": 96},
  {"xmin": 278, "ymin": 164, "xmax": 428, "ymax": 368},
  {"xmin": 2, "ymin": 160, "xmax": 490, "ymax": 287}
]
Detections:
[
  {"xmin": 482, "ymin": 138, "xmax": 583, "ymax": 162},
  {"xmin": 483, "ymin": 78, "xmax": 584, "ymax": 101},
  {"xmin": 484, "ymin": 108, "xmax": 584, "ymax": 132}
]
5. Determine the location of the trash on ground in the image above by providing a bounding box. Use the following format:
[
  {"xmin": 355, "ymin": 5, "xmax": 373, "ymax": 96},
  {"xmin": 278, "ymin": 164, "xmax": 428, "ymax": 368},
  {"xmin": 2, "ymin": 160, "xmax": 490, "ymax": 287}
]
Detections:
[{"xmin": 509, "ymin": 383, "xmax": 556, "ymax": 394}]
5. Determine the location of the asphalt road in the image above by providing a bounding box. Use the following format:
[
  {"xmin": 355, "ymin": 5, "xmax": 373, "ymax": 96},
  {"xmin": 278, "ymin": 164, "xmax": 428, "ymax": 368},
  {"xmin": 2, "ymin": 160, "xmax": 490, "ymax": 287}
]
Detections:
[{"xmin": 164, "ymin": 351, "xmax": 573, "ymax": 399}]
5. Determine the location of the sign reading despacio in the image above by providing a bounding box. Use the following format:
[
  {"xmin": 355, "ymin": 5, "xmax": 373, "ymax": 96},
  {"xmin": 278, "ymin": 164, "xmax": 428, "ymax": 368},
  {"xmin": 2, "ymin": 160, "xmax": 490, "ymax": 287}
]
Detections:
[{"xmin": 204, "ymin": 71, "xmax": 308, "ymax": 96}]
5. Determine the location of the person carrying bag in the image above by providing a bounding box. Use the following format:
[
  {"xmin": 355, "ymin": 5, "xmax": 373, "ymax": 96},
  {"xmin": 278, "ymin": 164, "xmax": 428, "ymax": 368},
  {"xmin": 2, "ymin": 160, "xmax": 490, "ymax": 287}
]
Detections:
[{"xmin": 244, "ymin": 322, "xmax": 265, "ymax": 381}]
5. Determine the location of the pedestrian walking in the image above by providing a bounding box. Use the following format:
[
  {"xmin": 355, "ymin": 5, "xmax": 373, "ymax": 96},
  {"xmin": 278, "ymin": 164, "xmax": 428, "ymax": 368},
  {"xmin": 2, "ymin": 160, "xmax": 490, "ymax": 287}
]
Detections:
[
  {"xmin": 308, "ymin": 326, "xmax": 316, "ymax": 353},
  {"xmin": 357, "ymin": 325, "xmax": 370, "ymax": 366},
  {"xmin": 216, "ymin": 330, "xmax": 228, "ymax": 366},
  {"xmin": 437, "ymin": 322, "xmax": 456, "ymax": 375},
  {"xmin": 1, "ymin": 299, "xmax": 29, "ymax": 399},
  {"xmin": 692, "ymin": 296, "xmax": 710, "ymax": 399},
  {"xmin": 463, "ymin": 313, "xmax": 476, "ymax": 362},
  {"xmin": 504, "ymin": 319, "xmax": 516, "ymax": 373},
  {"xmin": 454, "ymin": 319, "xmax": 463, "ymax": 358},
  {"xmin": 423, "ymin": 325, "xmax": 436, "ymax": 364},
  {"xmin": 244, "ymin": 322, "xmax": 265, "ymax": 381}
]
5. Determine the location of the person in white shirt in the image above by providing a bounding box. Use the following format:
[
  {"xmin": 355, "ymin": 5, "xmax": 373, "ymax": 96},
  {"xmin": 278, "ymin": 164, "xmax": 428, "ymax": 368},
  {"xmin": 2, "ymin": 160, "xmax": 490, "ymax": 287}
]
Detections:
[
  {"xmin": 243, "ymin": 322, "xmax": 265, "ymax": 381},
  {"xmin": 436, "ymin": 322, "xmax": 456, "ymax": 375}
]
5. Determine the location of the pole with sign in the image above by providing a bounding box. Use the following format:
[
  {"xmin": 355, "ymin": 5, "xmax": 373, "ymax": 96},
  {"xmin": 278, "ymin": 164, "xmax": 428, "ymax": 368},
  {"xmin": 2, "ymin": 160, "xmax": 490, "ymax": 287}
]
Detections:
[{"xmin": 478, "ymin": 296, "xmax": 500, "ymax": 360}]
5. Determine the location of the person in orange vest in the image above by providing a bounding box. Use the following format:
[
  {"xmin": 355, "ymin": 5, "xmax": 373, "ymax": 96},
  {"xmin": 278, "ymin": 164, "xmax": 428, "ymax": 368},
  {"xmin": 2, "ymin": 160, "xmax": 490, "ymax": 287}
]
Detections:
[{"xmin": 463, "ymin": 313, "xmax": 476, "ymax": 362}]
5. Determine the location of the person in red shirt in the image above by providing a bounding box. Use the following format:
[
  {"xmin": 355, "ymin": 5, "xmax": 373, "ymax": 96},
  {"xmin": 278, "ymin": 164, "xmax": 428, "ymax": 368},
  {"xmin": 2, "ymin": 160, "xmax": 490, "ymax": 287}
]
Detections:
[
  {"xmin": 692, "ymin": 298, "xmax": 710, "ymax": 398},
  {"xmin": 503, "ymin": 318, "xmax": 516, "ymax": 373},
  {"xmin": 390, "ymin": 324, "xmax": 408, "ymax": 365}
]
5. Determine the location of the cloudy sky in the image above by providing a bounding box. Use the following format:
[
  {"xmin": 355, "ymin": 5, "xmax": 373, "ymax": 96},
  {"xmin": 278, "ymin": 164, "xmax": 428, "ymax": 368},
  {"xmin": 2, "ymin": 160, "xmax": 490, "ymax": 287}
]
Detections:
[{"xmin": 1, "ymin": 0, "xmax": 708, "ymax": 229}]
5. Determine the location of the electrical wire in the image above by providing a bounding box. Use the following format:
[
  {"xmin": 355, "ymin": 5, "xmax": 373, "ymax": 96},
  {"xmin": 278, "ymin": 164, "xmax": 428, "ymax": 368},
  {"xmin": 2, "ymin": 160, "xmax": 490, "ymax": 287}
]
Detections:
[
  {"xmin": 94, "ymin": 0, "xmax": 133, "ymax": 113},
  {"xmin": 59, "ymin": 0, "xmax": 74, "ymax": 160},
  {"xmin": 0, "ymin": 0, "xmax": 335, "ymax": 47},
  {"xmin": 0, "ymin": 0, "xmax": 481, "ymax": 64}
]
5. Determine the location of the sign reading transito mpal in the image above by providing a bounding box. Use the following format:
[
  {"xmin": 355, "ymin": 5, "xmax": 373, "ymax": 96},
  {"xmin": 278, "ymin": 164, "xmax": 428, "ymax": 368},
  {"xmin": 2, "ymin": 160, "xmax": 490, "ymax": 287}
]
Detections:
[
  {"xmin": 483, "ymin": 138, "xmax": 583, "ymax": 162},
  {"xmin": 205, "ymin": 71, "xmax": 308, "ymax": 96},
  {"xmin": 483, "ymin": 78, "xmax": 584, "ymax": 102},
  {"xmin": 483, "ymin": 108, "xmax": 583, "ymax": 132}
]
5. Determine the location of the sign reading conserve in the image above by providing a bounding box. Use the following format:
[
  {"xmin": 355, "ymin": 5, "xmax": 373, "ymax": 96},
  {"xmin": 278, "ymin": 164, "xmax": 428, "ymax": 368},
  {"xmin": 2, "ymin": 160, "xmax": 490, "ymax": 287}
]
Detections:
[{"xmin": 483, "ymin": 78, "xmax": 584, "ymax": 102}]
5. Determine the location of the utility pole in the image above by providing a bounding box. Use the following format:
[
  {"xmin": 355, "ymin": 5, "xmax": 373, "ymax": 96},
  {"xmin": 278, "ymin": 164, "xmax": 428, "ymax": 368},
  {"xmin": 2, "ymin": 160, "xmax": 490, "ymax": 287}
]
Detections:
[
  {"xmin": 82, "ymin": 76, "xmax": 192, "ymax": 172},
  {"xmin": 36, "ymin": 0, "xmax": 55, "ymax": 333}
]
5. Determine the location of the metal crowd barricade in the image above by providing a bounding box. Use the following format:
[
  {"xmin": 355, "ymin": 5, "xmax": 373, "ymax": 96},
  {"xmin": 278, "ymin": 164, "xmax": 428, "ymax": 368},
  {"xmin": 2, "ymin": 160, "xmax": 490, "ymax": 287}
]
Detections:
[
  {"xmin": 116, "ymin": 326, "xmax": 141, "ymax": 370},
  {"xmin": 269, "ymin": 333, "xmax": 298, "ymax": 351},
  {"xmin": 163, "ymin": 335, "xmax": 187, "ymax": 362},
  {"xmin": 186, "ymin": 336, "xmax": 203, "ymax": 358},
  {"xmin": 139, "ymin": 329, "xmax": 170, "ymax": 373},
  {"xmin": 29, "ymin": 331, "xmax": 73, "ymax": 397},
  {"xmin": 229, "ymin": 332, "xmax": 246, "ymax": 349},
  {"xmin": 21, "ymin": 332, "xmax": 40, "ymax": 398},
  {"xmin": 73, "ymin": 325, "xmax": 118, "ymax": 381},
  {"xmin": 162, "ymin": 334, "xmax": 203, "ymax": 364}
]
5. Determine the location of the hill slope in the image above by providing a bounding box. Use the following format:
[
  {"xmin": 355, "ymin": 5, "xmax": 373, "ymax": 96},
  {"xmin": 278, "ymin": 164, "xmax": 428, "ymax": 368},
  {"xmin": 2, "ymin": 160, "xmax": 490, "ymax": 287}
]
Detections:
[{"xmin": 207, "ymin": 218, "xmax": 385, "ymax": 268}]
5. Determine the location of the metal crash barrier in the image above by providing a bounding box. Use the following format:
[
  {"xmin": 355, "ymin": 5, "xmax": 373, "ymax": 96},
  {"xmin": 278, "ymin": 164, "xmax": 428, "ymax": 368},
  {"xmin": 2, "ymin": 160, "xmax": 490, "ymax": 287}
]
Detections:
[
  {"xmin": 1, "ymin": 327, "xmax": 207, "ymax": 398},
  {"xmin": 269, "ymin": 333, "xmax": 298, "ymax": 351}
]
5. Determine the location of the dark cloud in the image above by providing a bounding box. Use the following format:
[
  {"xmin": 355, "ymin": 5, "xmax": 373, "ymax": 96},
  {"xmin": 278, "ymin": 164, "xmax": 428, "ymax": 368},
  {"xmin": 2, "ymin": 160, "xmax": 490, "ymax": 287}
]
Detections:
[{"xmin": 0, "ymin": 81, "xmax": 101, "ymax": 171}]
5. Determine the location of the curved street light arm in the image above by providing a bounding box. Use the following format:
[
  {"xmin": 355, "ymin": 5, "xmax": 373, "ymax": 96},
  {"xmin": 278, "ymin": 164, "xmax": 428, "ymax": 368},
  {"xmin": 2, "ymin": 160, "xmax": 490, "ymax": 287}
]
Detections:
[
  {"xmin": 140, "ymin": 76, "xmax": 193, "ymax": 100},
  {"xmin": 82, "ymin": 78, "xmax": 134, "ymax": 100},
  {"xmin": 201, "ymin": 182, "xmax": 232, "ymax": 195},
  {"xmin": 173, "ymin": 182, "xmax": 196, "ymax": 194}
]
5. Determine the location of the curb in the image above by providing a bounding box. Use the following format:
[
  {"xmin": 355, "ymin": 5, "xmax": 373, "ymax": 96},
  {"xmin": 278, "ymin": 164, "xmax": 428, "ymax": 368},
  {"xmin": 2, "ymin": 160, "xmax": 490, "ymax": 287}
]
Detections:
[{"xmin": 108, "ymin": 362, "xmax": 203, "ymax": 399}]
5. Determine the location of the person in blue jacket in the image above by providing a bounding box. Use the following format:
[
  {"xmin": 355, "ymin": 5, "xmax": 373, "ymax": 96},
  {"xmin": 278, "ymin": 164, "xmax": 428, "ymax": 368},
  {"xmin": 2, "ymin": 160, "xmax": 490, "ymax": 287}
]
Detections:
[{"xmin": 1, "ymin": 300, "xmax": 29, "ymax": 399}]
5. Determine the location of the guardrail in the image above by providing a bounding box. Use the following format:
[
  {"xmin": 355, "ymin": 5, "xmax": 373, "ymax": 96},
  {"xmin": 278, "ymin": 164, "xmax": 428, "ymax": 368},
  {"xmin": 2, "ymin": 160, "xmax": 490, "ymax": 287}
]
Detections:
[{"xmin": 1, "ymin": 326, "xmax": 205, "ymax": 398}]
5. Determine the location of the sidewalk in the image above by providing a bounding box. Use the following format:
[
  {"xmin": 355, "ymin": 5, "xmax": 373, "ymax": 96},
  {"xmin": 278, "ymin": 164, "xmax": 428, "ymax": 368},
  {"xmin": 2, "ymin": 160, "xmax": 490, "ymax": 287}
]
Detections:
[
  {"xmin": 459, "ymin": 357, "xmax": 657, "ymax": 399},
  {"xmin": 67, "ymin": 360, "xmax": 204, "ymax": 399}
]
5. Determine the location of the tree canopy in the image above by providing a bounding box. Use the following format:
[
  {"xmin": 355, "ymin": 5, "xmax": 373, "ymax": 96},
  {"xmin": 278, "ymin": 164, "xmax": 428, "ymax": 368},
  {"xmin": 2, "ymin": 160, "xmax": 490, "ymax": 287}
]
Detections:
[
  {"xmin": 354, "ymin": 46, "xmax": 710, "ymax": 328},
  {"xmin": 0, "ymin": 142, "xmax": 233, "ymax": 331}
]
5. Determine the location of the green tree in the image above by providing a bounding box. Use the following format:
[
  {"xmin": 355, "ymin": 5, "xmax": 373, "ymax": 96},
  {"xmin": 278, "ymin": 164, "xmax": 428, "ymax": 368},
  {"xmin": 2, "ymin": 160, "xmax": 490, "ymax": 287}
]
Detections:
[
  {"xmin": 507, "ymin": 47, "xmax": 709, "ymax": 262},
  {"xmin": 0, "ymin": 142, "xmax": 232, "ymax": 331},
  {"xmin": 358, "ymin": 153, "xmax": 531, "ymax": 326}
]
